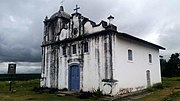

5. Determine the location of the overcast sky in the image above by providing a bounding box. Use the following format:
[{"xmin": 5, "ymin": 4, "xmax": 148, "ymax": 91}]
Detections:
[
  {"xmin": 0, "ymin": 0, "xmax": 180, "ymax": 72},
  {"xmin": 0, "ymin": 62, "xmax": 41, "ymax": 74}
]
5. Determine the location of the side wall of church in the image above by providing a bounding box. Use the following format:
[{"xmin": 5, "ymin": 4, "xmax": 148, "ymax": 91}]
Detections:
[{"xmin": 112, "ymin": 35, "xmax": 161, "ymax": 95}]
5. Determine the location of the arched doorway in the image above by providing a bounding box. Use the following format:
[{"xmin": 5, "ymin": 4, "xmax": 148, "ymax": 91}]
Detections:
[{"xmin": 146, "ymin": 70, "xmax": 151, "ymax": 87}]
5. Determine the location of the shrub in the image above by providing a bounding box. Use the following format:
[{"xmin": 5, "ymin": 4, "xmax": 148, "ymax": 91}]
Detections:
[
  {"xmin": 146, "ymin": 83, "xmax": 164, "ymax": 92},
  {"xmin": 61, "ymin": 88, "xmax": 68, "ymax": 91},
  {"xmin": 152, "ymin": 83, "xmax": 164, "ymax": 89},
  {"xmin": 48, "ymin": 88, "xmax": 59, "ymax": 93},
  {"xmin": 77, "ymin": 91, "xmax": 93, "ymax": 99},
  {"xmin": 146, "ymin": 87, "xmax": 154, "ymax": 92},
  {"xmin": 77, "ymin": 88, "xmax": 103, "ymax": 99},
  {"xmin": 93, "ymin": 88, "xmax": 103, "ymax": 97}
]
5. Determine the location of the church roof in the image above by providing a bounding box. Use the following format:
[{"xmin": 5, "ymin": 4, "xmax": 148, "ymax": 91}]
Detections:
[
  {"xmin": 42, "ymin": 28, "xmax": 165, "ymax": 50},
  {"xmin": 116, "ymin": 31, "xmax": 165, "ymax": 50}
]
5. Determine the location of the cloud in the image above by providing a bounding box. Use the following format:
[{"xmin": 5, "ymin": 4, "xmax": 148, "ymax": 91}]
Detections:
[
  {"xmin": 0, "ymin": 0, "xmax": 179, "ymax": 62},
  {"xmin": 0, "ymin": 62, "xmax": 41, "ymax": 74},
  {"xmin": 0, "ymin": 0, "xmax": 44, "ymax": 62}
]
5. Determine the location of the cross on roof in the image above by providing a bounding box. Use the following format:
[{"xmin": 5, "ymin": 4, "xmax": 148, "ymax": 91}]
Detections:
[{"xmin": 74, "ymin": 4, "xmax": 80, "ymax": 13}]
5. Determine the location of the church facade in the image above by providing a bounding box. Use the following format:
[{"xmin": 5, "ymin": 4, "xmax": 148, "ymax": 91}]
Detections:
[{"xmin": 40, "ymin": 6, "xmax": 165, "ymax": 96}]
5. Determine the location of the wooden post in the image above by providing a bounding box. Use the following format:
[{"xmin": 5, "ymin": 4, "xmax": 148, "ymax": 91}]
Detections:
[
  {"xmin": 9, "ymin": 74, "xmax": 12, "ymax": 91},
  {"xmin": 8, "ymin": 64, "xmax": 16, "ymax": 92}
]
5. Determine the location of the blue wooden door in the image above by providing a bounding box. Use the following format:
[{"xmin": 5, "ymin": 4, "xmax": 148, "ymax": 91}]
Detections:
[{"xmin": 68, "ymin": 64, "xmax": 80, "ymax": 91}]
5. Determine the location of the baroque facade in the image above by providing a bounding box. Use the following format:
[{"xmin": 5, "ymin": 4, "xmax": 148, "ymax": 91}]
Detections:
[{"xmin": 40, "ymin": 6, "xmax": 165, "ymax": 96}]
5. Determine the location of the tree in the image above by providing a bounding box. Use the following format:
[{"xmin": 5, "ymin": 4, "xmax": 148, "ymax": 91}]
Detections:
[
  {"xmin": 160, "ymin": 58, "xmax": 167, "ymax": 76},
  {"xmin": 161, "ymin": 53, "xmax": 180, "ymax": 77}
]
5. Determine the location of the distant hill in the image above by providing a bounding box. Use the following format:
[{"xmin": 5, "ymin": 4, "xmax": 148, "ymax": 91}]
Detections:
[{"xmin": 0, "ymin": 73, "xmax": 41, "ymax": 81}]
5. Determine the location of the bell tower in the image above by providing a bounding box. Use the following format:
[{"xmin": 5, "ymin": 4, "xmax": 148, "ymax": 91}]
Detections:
[{"xmin": 71, "ymin": 4, "xmax": 83, "ymax": 38}]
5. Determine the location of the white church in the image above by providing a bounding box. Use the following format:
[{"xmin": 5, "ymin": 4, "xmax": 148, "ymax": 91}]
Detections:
[{"xmin": 40, "ymin": 5, "xmax": 165, "ymax": 96}]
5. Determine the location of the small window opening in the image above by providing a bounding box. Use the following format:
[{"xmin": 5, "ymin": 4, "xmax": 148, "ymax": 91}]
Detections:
[
  {"xmin": 62, "ymin": 46, "xmax": 66, "ymax": 55},
  {"xmin": 84, "ymin": 42, "xmax": 88, "ymax": 53},
  {"xmin": 149, "ymin": 54, "xmax": 152, "ymax": 63},
  {"xmin": 128, "ymin": 49, "xmax": 133, "ymax": 61},
  {"xmin": 72, "ymin": 44, "xmax": 77, "ymax": 54}
]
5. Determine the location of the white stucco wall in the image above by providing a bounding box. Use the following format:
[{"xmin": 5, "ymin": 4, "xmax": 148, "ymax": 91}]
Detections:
[
  {"xmin": 82, "ymin": 36, "xmax": 105, "ymax": 91},
  {"xmin": 41, "ymin": 10, "xmax": 162, "ymax": 96},
  {"xmin": 84, "ymin": 21, "xmax": 105, "ymax": 34},
  {"xmin": 41, "ymin": 32, "xmax": 162, "ymax": 96},
  {"xmin": 112, "ymin": 35, "xmax": 161, "ymax": 95},
  {"xmin": 55, "ymin": 35, "xmax": 108, "ymax": 91}
]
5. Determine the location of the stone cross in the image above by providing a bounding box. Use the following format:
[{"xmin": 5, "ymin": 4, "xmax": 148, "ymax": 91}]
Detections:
[{"xmin": 74, "ymin": 4, "xmax": 80, "ymax": 13}]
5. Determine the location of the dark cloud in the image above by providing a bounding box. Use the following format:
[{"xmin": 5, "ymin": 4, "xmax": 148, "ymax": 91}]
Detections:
[
  {"xmin": 0, "ymin": 0, "xmax": 179, "ymax": 62},
  {"xmin": 0, "ymin": 0, "xmax": 45, "ymax": 62},
  {"xmin": 159, "ymin": 21, "xmax": 180, "ymax": 55}
]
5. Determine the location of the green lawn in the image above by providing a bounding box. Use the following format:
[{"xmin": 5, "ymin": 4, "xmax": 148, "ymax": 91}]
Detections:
[
  {"xmin": 136, "ymin": 77, "xmax": 180, "ymax": 101},
  {"xmin": 1, "ymin": 77, "xmax": 180, "ymax": 101},
  {"xmin": 0, "ymin": 80, "xmax": 100, "ymax": 101}
]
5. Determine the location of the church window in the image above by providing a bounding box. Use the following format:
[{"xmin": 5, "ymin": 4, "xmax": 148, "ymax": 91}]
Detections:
[
  {"xmin": 72, "ymin": 44, "xmax": 77, "ymax": 54},
  {"xmin": 73, "ymin": 28, "xmax": 78, "ymax": 35},
  {"xmin": 62, "ymin": 46, "xmax": 66, "ymax": 55},
  {"xmin": 84, "ymin": 42, "xmax": 88, "ymax": 53},
  {"xmin": 128, "ymin": 49, "xmax": 133, "ymax": 61},
  {"xmin": 149, "ymin": 54, "xmax": 152, "ymax": 63}
]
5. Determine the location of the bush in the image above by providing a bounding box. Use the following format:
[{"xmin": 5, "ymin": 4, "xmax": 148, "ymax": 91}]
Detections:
[
  {"xmin": 93, "ymin": 88, "xmax": 103, "ymax": 97},
  {"xmin": 60, "ymin": 88, "xmax": 68, "ymax": 91},
  {"xmin": 146, "ymin": 83, "xmax": 164, "ymax": 92},
  {"xmin": 77, "ymin": 91, "xmax": 93, "ymax": 99},
  {"xmin": 146, "ymin": 87, "xmax": 154, "ymax": 92},
  {"xmin": 77, "ymin": 88, "xmax": 103, "ymax": 99},
  {"xmin": 152, "ymin": 83, "xmax": 164, "ymax": 89}
]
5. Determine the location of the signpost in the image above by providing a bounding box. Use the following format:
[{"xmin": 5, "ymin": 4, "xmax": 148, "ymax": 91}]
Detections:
[{"xmin": 8, "ymin": 64, "xmax": 16, "ymax": 91}]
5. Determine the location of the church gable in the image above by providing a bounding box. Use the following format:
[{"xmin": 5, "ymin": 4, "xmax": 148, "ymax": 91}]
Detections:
[{"xmin": 42, "ymin": 6, "xmax": 114, "ymax": 45}]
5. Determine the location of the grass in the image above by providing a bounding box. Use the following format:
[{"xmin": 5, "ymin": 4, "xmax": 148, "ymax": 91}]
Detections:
[
  {"xmin": 0, "ymin": 79, "xmax": 102, "ymax": 101},
  {"xmin": 136, "ymin": 77, "xmax": 180, "ymax": 101},
  {"xmin": 1, "ymin": 77, "xmax": 180, "ymax": 101},
  {"xmin": 162, "ymin": 91, "xmax": 180, "ymax": 101}
]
